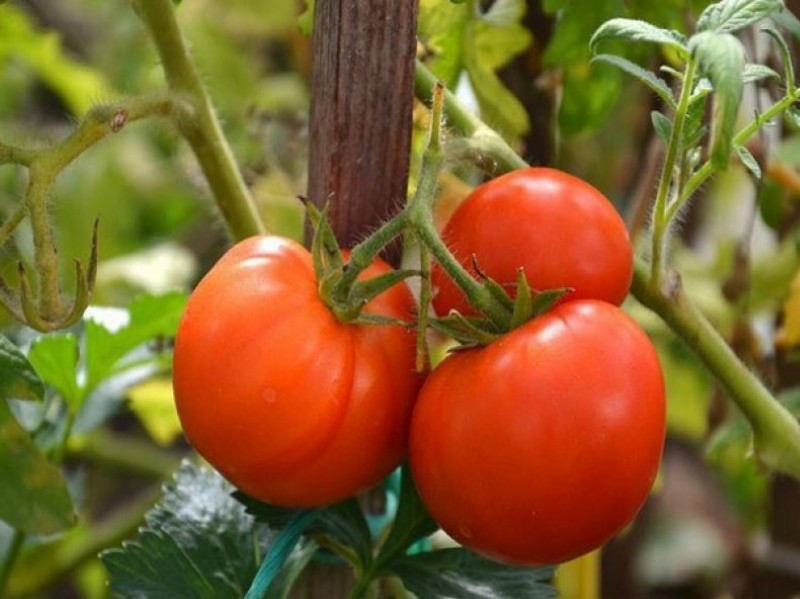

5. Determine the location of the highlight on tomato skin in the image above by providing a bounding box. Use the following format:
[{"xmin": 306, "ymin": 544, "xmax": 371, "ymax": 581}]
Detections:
[
  {"xmin": 171, "ymin": 235, "xmax": 424, "ymax": 508},
  {"xmin": 431, "ymin": 167, "xmax": 634, "ymax": 317},
  {"xmin": 408, "ymin": 299, "xmax": 666, "ymax": 566}
]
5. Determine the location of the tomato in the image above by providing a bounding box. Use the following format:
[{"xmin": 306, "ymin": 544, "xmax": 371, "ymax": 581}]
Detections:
[
  {"xmin": 173, "ymin": 236, "xmax": 423, "ymax": 507},
  {"xmin": 409, "ymin": 300, "xmax": 665, "ymax": 565},
  {"xmin": 431, "ymin": 167, "xmax": 633, "ymax": 316}
]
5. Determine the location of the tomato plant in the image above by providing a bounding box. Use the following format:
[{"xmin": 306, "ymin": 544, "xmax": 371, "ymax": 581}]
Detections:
[
  {"xmin": 409, "ymin": 299, "xmax": 666, "ymax": 565},
  {"xmin": 172, "ymin": 235, "xmax": 422, "ymax": 507},
  {"xmin": 431, "ymin": 167, "xmax": 633, "ymax": 317}
]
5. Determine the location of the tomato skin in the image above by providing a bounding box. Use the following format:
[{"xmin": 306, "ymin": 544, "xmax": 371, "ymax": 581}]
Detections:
[
  {"xmin": 409, "ymin": 300, "xmax": 665, "ymax": 565},
  {"xmin": 432, "ymin": 167, "xmax": 633, "ymax": 316},
  {"xmin": 173, "ymin": 236, "xmax": 423, "ymax": 507}
]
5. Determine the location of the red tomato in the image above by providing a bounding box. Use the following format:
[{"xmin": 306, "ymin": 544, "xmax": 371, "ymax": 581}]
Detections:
[
  {"xmin": 409, "ymin": 300, "xmax": 665, "ymax": 565},
  {"xmin": 432, "ymin": 167, "xmax": 633, "ymax": 316},
  {"xmin": 173, "ymin": 236, "xmax": 423, "ymax": 507}
]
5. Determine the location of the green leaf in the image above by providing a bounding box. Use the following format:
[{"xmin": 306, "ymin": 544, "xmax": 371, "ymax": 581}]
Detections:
[
  {"xmin": 736, "ymin": 145, "xmax": 762, "ymax": 179},
  {"xmin": 697, "ymin": 0, "xmax": 785, "ymax": 34},
  {"xmin": 651, "ymin": 110, "xmax": 673, "ymax": 146},
  {"xmin": 102, "ymin": 461, "xmax": 270, "ymax": 599},
  {"xmin": 0, "ymin": 336, "xmax": 44, "ymax": 401},
  {"xmin": 761, "ymin": 24, "xmax": 795, "ymax": 88},
  {"xmin": 592, "ymin": 54, "xmax": 676, "ymax": 108},
  {"xmin": 689, "ymin": 31, "xmax": 746, "ymax": 170},
  {"xmin": 0, "ymin": 400, "xmax": 74, "ymax": 534},
  {"xmin": 27, "ymin": 334, "xmax": 82, "ymax": 410},
  {"xmin": 388, "ymin": 548, "xmax": 557, "ymax": 599},
  {"xmin": 419, "ymin": 0, "xmax": 532, "ymax": 137},
  {"xmin": 0, "ymin": 5, "xmax": 112, "ymax": 115},
  {"xmin": 590, "ymin": 18, "xmax": 688, "ymax": 53},
  {"xmin": 84, "ymin": 292, "xmax": 186, "ymax": 392},
  {"xmin": 376, "ymin": 466, "xmax": 438, "ymax": 566},
  {"xmin": 237, "ymin": 495, "xmax": 374, "ymax": 571},
  {"xmin": 742, "ymin": 63, "xmax": 781, "ymax": 83}
]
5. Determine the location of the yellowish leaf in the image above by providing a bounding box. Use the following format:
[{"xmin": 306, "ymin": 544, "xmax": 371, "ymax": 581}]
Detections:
[{"xmin": 128, "ymin": 378, "xmax": 183, "ymax": 447}]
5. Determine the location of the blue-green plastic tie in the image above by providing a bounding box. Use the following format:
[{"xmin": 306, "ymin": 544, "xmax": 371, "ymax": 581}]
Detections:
[{"xmin": 244, "ymin": 509, "xmax": 320, "ymax": 599}]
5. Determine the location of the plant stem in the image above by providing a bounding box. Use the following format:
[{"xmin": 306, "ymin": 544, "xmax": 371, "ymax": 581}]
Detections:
[
  {"xmin": 133, "ymin": 0, "xmax": 265, "ymax": 241},
  {"xmin": 632, "ymin": 263, "xmax": 800, "ymax": 478},
  {"xmin": 68, "ymin": 429, "xmax": 182, "ymax": 479},
  {"xmin": 414, "ymin": 61, "xmax": 527, "ymax": 173},
  {"xmin": 650, "ymin": 59, "xmax": 697, "ymax": 286},
  {"xmin": 408, "ymin": 82, "xmax": 513, "ymax": 326}
]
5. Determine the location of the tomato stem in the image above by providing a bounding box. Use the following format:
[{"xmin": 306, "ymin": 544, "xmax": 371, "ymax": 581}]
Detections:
[
  {"xmin": 631, "ymin": 262, "xmax": 800, "ymax": 478},
  {"xmin": 650, "ymin": 59, "xmax": 697, "ymax": 287},
  {"xmin": 133, "ymin": 0, "xmax": 265, "ymax": 241},
  {"xmin": 407, "ymin": 83, "xmax": 514, "ymax": 328}
]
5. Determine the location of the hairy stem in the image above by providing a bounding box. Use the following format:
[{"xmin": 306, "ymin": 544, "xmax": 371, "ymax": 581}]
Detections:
[
  {"xmin": 650, "ymin": 59, "xmax": 697, "ymax": 285},
  {"xmin": 133, "ymin": 0, "xmax": 264, "ymax": 241},
  {"xmin": 632, "ymin": 263, "xmax": 800, "ymax": 477}
]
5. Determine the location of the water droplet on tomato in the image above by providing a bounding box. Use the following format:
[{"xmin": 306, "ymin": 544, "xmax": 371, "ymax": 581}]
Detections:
[
  {"xmin": 262, "ymin": 388, "xmax": 277, "ymax": 404},
  {"xmin": 458, "ymin": 525, "xmax": 473, "ymax": 539}
]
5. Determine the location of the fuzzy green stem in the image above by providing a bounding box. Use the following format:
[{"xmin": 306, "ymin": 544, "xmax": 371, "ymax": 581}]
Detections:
[
  {"xmin": 651, "ymin": 59, "xmax": 697, "ymax": 286},
  {"xmin": 332, "ymin": 211, "xmax": 410, "ymax": 303},
  {"xmin": 0, "ymin": 143, "xmax": 34, "ymax": 166},
  {"xmin": 414, "ymin": 61, "xmax": 526, "ymax": 173},
  {"xmin": 416, "ymin": 244, "xmax": 432, "ymax": 372},
  {"xmin": 25, "ymin": 172, "xmax": 63, "ymax": 320},
  {"xmin": 0, "ymin": 204, "xmax": 24, "ymax": 248},
  {"xmin": 133, "ymin": 0, "xmax": 264, "ymax": 241},
  {"xmin": 632, "ymin": 263, "xmax": 800, "ymax": 478},
  {"xmin": 408, "ymin": 83, "xmax": 513, "ymax": 326}
]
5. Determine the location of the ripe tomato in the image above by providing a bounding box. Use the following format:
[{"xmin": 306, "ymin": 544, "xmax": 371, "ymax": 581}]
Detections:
[
  {"xmin": 431, "ymin": 167, "xmax": 633, "ymax": 316},
  {"xmin": 409, "ymin": 300, "xmax": 665, "ymax": 565},
  {"xmin": 173, "ymin": 236, "xmax": 423, "ymax": 507}
]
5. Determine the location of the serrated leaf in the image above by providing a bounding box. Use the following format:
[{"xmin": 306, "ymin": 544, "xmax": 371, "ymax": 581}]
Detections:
[
  {"xmin": 736, "ymin": 145, "xmax": 762, "ymax": 179},
  {"xmin": 592, "ymin": 54, "xmax": 676, "ymax": 108},
  {"xmin": 0, "ymin": 400, "xmax": 74, "ymax": 534},
  {"xmin": 103, "ymin": 461, "xmax": 270, "ymax": 599},
  {"xmin": 697, "ymin": 0, "xmax": 784, "ymax": 34},
  {"xmin": 27, "ymin": 334, "xmax": 82, "ymax": 410},
  {"xmin": 237, "ymin": 495, "xmax": 373, "ymax": 571},
  {"xmin": 652, "ymin": 110, "xmax": 674, "ymax": 146},
  {"xmin": 376, "ymin": 466, "xmax": 438, "ymax": 566},
  {"xmin": 743, "ymin": 63, "xmax": 781, "ymax": 83},
  {"xmin": 388, "ymin": 548, "xmax": 557, "ymax": 599},
  {"xmin": 690, "ymin": 31, "xmax": 746, "ymax": 171},
  {"xmin": 0, "ymin": 335, "xmax": 44, "ymax": 401},
  {"xmin": 590, "ymin": 18, "xmax": 688, "ymax": 53}
]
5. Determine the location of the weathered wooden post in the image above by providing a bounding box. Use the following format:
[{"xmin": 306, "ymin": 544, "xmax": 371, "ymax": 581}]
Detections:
[{"xmin": 293, "ymin": 1, "xmax": 418, "ymax": 596}]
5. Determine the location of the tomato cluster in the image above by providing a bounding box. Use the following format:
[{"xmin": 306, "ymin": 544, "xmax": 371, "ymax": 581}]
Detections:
[{"xmin": 172, "ymin": 167, "xmax": 665, "ymax": 566}]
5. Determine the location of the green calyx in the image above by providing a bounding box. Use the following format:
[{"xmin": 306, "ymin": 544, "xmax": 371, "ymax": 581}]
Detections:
[
  {"xmin": 430, "ymin": 267, "xmax": 572, "ymax": 348},
  {"xmin": 307, "ymin": 203, "xmax": 416, "ymax": 325}
]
